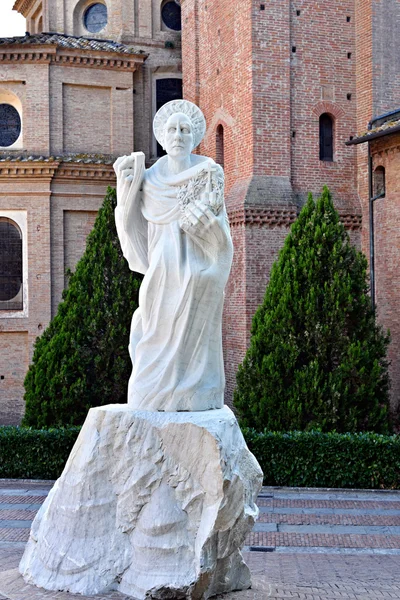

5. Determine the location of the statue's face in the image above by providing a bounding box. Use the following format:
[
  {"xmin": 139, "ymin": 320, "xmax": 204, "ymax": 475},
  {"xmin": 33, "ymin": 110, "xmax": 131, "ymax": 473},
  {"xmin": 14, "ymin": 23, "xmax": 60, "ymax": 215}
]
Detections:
[{"xmin": 164, "ymin": 113, "xmax": 194, "ymax": 158}]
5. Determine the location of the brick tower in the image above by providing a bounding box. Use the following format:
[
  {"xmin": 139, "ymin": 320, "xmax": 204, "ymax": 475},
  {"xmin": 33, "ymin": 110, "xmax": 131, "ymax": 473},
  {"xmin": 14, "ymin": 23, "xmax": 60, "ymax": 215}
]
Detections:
[{"xmin": 181, "ymin": 0, "xmax": 362, "ymax": 404}]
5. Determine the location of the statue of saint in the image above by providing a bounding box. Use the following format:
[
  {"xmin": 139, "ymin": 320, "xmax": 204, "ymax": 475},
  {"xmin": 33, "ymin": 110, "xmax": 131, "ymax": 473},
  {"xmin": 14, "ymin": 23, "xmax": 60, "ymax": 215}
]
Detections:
[{"xmin": 114, "ymin": 100, "xmax": 233, "ymax": 411}]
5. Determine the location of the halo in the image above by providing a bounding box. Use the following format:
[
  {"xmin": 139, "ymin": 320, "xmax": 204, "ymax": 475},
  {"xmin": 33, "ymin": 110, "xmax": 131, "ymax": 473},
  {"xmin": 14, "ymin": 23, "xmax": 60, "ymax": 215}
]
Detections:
[{"xmin": 153, "ymin": 99, "xmax": 206, "ymax": 150}]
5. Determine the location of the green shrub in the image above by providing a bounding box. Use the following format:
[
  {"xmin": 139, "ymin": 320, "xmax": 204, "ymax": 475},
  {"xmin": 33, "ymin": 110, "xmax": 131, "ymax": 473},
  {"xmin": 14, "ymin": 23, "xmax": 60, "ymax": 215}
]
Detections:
[
  {"xmin": 23, "ymin": 187, "xmax": 142, "ymax": 428},
  {"xmin": 0, "ymin": 426, "xmax": 80, "ymax": 480},
  {"xmin": 235, "ymin": 186, "xmax": 391, "ymax": 433},
  {"xmin": 1, "ymin": 425, "xmax": 398, "ymax": 489},
  {"xmin": 243, "ymin": 428, "xmax": 400, "ymax": 489}
]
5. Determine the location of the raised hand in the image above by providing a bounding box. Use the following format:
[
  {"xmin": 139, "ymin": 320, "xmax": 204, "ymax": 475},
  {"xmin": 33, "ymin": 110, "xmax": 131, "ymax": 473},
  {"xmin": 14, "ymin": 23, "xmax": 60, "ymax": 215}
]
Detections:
[{"xmin": 113, "ymin": 153, "xmax": 144, "ymax": 207}]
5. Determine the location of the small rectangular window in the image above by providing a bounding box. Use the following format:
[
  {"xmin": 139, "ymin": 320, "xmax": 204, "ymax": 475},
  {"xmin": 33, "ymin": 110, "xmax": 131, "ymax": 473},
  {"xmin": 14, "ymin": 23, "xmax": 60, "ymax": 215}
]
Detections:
[{"xmin": 319, "ymin": 113, "xmax": 334, "ymax": 162}]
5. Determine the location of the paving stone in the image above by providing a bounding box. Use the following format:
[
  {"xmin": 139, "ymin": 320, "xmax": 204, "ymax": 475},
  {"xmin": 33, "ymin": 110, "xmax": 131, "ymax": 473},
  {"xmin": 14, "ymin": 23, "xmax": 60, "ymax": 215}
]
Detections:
[
  {"xmin": 0, "ymin": 511, "xmax": 38, "ymax": 521},
  {"xmin": 0, "ymin": 529, "xmax": 29, "ymax": 542},
  {"xmin": 0, "ymin": 497, "xmax": 47, "ymax": 506},
  {"xmin": 0, "ymin": 505, "xmax": 44, "ymax": 511},
  {"xmin": 259, "ymin": 512, "xmax": 400, "ymax": 525},
  {"xmin": 0, "ymin": 490, "xmax": 51, "ymax": 497},
  {"xmin": 246, "ymin": 531, "xmax": 400, "ymax": 548},
  {"xmin": 262, "ymin": 507, "xmax": 400, "ymax": 516},
  {"xmin": 0, "ymin": 481, "xmax": 400, "ymax": 599},
  {"xmin": 276, "ymin": 524, "xmax": 400, "ymax": 535},
  {"xmin": 258, "ymin": 499, "xmax": 400, "ymax": 510}
]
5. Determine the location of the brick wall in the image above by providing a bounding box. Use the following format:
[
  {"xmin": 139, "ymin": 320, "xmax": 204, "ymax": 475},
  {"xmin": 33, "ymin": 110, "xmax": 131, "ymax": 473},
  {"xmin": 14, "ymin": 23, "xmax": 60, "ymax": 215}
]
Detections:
[
  {"xmin": 290, "ymin": 0, "xmax": 358, "ymax": 211},
  {"xmin": 63, "ymin": 84, "xmax": 112, "ymax": 154},
  {"xmin": 182, "ymin": 0, "xmax": 362, "ymax": 405},
  {"xmin": 0, "ymin": 332, "xmax": 29, "ymax": 425},
  {"xmin": 370, "ymin": 133, "xmax": 400, "ymax": 413},
  {"xmin": 50, "ymin": 169, "xmax": 115, "ymax": 313},
  {"xmin": 372, "ymin": 0, "xmax": 400, "ymax": 116},
  {"xmin": 63, "ymin": 210, "xmax": 97, "ymax": 286},
  {"xmin": 0, "ymin": 173, "xmax": 53, "ymax": 425}
]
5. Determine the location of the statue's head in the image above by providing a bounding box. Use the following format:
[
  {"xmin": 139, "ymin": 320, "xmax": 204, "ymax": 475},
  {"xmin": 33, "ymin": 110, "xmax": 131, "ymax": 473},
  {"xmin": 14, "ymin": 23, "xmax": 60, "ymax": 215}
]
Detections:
[
  {"xmin": 153, "ymin": 99, "xmax": 206, "ymax": 156},
  {"xmin": 164, "ymin": 112, "xmax": 193, "ymax": 159}
]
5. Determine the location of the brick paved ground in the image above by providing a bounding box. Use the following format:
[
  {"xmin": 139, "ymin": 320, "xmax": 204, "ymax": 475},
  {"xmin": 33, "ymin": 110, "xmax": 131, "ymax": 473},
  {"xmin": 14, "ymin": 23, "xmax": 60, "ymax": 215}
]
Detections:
[{"xmin": 0, "ymin": 481, "xmax": 400, "ymax": 599}]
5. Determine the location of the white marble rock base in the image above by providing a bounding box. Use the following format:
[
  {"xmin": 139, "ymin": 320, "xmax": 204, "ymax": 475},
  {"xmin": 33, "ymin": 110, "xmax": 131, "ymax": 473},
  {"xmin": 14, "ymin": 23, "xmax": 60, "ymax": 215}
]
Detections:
[{"xmin": 19, "ymin": 405, "xmax": 263, "ymax": 599}]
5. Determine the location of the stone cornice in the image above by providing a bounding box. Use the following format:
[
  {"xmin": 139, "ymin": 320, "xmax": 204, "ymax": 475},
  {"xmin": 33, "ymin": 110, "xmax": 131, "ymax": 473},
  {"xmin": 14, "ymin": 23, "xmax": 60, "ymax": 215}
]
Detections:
[
  {"xmin": 228, "ymin": 206, "xmax": 297, "ymax": 228},
  {"xmin": 55, "ymin": 162, "xmax": 115, "ymax": 182},
  {"xmin": 0, "ymin": 46, "xmax": 146, "ymax": 71},
  {"xmin": 372, "ymin": 138, "xmax": 400, "ymax": 156},
  {"xmin": 0, "ymin": 158, "xmax": 115, "ymax": 182},
  {"xmin": 228, "ymin": 206, "xmax": 362, "ymax": 231},
  {"xmin": 13, "ymin": 0, "xmax": 35, "ymax": 17},
  {"xmin": 53, "ymin": 49, "xmax": 145, "ymax": 71},
  {"xmin": 0, "ymin": 160, "xmax": 59, "ymax": 178}
]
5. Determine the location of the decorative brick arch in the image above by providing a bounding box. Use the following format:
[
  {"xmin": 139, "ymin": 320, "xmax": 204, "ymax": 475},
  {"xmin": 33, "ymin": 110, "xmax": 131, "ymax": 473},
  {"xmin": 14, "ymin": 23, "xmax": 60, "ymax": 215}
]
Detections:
[
  {"xmin": 311, "ymin": 101, "xmax": 345, "ymax": 120},
  {"xmin": 203, "ymin": 108, "xmax": 235, "ymax": 146}
]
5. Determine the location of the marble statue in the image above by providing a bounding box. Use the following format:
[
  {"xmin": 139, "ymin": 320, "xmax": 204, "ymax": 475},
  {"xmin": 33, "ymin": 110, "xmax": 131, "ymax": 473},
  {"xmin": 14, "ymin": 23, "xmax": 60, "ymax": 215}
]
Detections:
[
  {"xmin": 113, "ymin": 100, "xmax": 233, "ymax": 411},
  {"xmin": 19, "ymin": 101, "xmax": 263, "ymax": 600}
]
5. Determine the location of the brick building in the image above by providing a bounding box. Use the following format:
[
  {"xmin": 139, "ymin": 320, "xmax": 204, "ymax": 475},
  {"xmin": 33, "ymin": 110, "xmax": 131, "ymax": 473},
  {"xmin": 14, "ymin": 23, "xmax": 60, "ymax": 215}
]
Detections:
[
  {"xmin": 181, "ymin": 0, "xmax": 400, "ymax": 415},
  {"xmin": 1, "ymin": 0, "xmax": 399, "ymax": 423},
  {"xmin": 0, "ymin": 0, "xmax": 183, "ymax": 424},
  {"xmin": 347, "ymin": 112, "xmax": 400, "ymax": 417}
]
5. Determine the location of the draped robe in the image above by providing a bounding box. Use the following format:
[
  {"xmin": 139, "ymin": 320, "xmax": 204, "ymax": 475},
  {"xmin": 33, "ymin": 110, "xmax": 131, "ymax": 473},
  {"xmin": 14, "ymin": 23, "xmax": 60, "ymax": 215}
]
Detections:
[{"xmin": 115, "ymin": 154, "xmax": 233, "ymax": 411}]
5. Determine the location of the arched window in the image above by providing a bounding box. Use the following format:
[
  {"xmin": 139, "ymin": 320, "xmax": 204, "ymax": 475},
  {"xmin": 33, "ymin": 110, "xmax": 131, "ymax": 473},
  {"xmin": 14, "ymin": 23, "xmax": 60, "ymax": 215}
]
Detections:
[
  {"xmin": 319, "ymin": 113, "xmax": 334, "ymax": 161},
  {"xmin": 161, "ymin": 0, "xmax": 182, "ymax": 31},
  {"xmin": 0, "ymin": 219, "xmax": 23, "ymax": 311},
  {"xmin": 155, "ymin": 77, "xmax": 183, "ymax": 156},
  {"xmin": 374, "ymin": 166, "xmax": 385, "ymax": 198},
  {"xmin": 216, "ymin": 124, "xmax": 224, "ymax": 168}
]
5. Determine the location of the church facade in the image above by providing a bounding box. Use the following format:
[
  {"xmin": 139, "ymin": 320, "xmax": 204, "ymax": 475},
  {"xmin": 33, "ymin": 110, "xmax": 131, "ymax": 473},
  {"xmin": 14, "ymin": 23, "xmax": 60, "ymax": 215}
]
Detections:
[
  {"xmin": 0, "ymin": 0, "xmax": 182, "ymax": 423},
  {"xmin": 0, "ymin": 0, "xmax": 399, "ymax": 423}
]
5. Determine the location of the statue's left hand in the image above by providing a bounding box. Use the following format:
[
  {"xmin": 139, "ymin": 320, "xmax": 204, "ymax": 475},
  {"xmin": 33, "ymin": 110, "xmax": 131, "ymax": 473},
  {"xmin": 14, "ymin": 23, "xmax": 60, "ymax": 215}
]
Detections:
[{"xmin": 180, "ymin": 200, "xmax": 230, "ymax": 258}]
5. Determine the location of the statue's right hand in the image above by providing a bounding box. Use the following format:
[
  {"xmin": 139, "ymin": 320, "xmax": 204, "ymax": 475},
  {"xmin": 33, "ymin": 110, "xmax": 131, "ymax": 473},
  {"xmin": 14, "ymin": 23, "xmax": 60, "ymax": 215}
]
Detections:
[
  {"xmin": 113, "ymin": 153, "xmax": 141, "ymax": 181},
  {"xmin": 113, "ymin": 152, "xmax": 145, "ymax": 207}
]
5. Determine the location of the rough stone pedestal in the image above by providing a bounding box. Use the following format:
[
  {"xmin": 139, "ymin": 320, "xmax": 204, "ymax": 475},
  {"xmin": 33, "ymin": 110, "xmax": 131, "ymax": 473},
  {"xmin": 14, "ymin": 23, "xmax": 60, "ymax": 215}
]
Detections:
[{"xmin": 19, "ymin": 405, "xmax": 263, "ymax": 599}]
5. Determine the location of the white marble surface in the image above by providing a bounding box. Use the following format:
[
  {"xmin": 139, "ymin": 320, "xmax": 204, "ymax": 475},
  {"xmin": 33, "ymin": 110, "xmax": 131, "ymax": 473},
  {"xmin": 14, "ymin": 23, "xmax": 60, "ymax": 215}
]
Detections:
[
  {"xmin": 19, "ymin": 404, "xmax": 263, "ymax": 599},
  {"xmin": 114, "ymin": 100, "xmax": 233, "ymax": 411}
]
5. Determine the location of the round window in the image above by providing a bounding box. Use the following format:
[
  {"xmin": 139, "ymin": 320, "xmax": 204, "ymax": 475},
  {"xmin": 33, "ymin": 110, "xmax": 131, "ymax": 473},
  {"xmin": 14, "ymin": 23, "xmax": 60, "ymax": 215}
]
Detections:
[
  {"xmin": 0, "ymin": 104, "xmax": 21, "ymax": 147},
  {"xmin": 84, "ymin": 3, "xmax": 108, "ymax": 33},
  {"xmin": 161, "ymin": 1, "xmax": 181, "ymax": 31}
]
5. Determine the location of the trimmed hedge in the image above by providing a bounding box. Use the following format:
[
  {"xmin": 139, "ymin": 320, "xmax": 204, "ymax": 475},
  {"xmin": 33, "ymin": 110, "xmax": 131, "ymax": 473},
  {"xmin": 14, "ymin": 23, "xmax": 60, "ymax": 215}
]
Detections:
[
  {"xmin": 243, "ymin": 429, "xmax": 400, "ymax": 489},
  {"xmin": 1, "ymin": 426, "xmax": 399, "ymax": 489},
  {"xmin": 0, "ymin": 426, "xmax": 80, "ymax": 480}
]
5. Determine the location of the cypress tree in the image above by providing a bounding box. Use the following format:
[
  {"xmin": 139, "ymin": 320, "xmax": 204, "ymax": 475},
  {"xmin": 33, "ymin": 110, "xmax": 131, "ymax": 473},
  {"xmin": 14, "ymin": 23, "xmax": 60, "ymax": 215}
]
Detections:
[
  {"xmin": 234, "ymin": 186, "xmax": 391, "ymax": 434},
  {"xmin": 23, "ymin": 187, "xmax": 141, "ymax": 428}
]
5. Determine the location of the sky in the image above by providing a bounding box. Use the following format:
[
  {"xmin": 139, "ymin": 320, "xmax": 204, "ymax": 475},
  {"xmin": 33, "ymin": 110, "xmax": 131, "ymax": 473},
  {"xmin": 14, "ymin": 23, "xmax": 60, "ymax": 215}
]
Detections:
[{"xmin": 0, "ymin": 0, "xmax": 26, "ymax": 38}]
